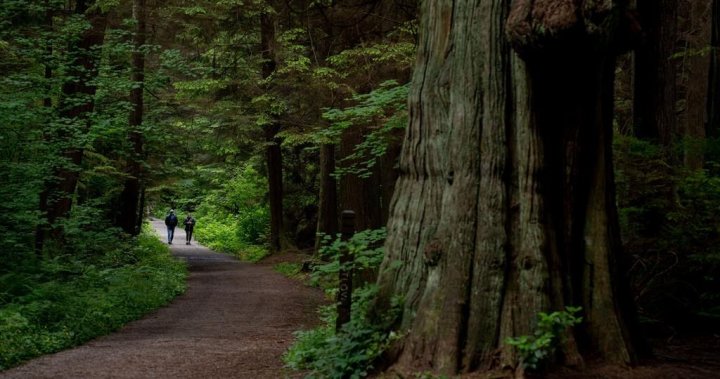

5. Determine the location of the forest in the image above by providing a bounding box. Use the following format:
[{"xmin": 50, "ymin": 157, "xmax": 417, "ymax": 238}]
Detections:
[{"xmin": 1, "ymin": 0, "xmax": 719, "ymax": 378}]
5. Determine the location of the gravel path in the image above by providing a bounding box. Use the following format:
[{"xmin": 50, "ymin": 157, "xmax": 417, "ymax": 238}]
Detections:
[{"xmin": 0, "ymin": 220, "xmax": 324, "ymax": 379}]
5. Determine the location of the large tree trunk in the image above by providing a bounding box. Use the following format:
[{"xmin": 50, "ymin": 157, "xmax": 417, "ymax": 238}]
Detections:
[
  {"xmin": 633, "ymin": 0, "xmax": 679, "ymax": 145},
  {"xmin": 708, "ymin": 0, "xmax": 720, "ymax": 138},
  {"xmin": 118, "ymin": 0, "xmax": 147, "ymax": 235},
  {"xmin": 36, "ymin": 0, "xmax": 107, "ymax": 251},
  {"xmin": 374, "ymin": 0, "xmax": 639, "ymax": 375}
]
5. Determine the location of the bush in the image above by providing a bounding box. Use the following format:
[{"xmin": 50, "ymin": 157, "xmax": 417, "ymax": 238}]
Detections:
[
  {"xmin": 505, "ymin": 307, "xmax": 582, "ymax": 371},
  {"xmin": 0, "ymin": 227, "xmax": 187, "ymax": 370},
  {"xmin": 284, "ymin": 228, "xmax": 401, "ymax": 379},
  {"xmin": 284, "ymin": 285, "xmax": 401, "ymax": 379}
]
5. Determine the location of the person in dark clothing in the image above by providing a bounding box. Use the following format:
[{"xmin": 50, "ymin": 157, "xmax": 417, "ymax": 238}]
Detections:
[
  {"xmin": 184, "ymin": 214, "xmax": 196, "ymax": 245},
  {"xmin": 165, "ymin": 209, "xmax": 178, "ymax": 244}
]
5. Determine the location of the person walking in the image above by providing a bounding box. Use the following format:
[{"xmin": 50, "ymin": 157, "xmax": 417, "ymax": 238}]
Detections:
[
  {"xmin": 164, "ymin": 209, "xmax": 178, "ymax": 244},
  {"xmin": 184, "ymin": 214, "xmax": 196, "ymax": 245}
]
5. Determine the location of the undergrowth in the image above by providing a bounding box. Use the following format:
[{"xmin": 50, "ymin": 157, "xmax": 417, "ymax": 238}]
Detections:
[
  {"xmin": 274, "ymin": 262, "xmax": 303, "ymax": 279},
  {"xmin": 505, "ymin": 307, "xmax": 583, "ymax": 371},
  {"xmin": 284, "ymin": 228, "xmax": 402, "ymax": 379},
  {"xmin": 0, "ymin": 227, "xmax": 187, "ymax": 370}
]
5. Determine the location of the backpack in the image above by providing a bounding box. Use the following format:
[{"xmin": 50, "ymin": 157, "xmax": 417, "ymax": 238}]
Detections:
[{"xmin": 165, "ymin": 214, "xmax": 178, "ymax": 227}]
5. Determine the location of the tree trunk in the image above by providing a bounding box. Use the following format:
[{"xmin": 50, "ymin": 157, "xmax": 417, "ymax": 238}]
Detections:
[
  {"xmin": 315, "ymin": 143, "xmax": 338, "ymax": 252},
  {"xmin": 35, "ymin": 0, "xmax": 54, "ymax": 257},
  {"xmin": 261, "ymin": 7, "xmax": 284, "ymax": 252},
  {"xmin": 374, "ymin": 0, "xmax": 639, "ymax": 375},
  {"xmin": 338, "ymin": 127, "xmax": 383, "ymax": 232},
  {"xmin": 36, "ymin": 0, "xmax": 107, "ymax": 250},
  {"xmin": 681, "ymin": 0, "xmax": 712, "ymax": 169},
  {"xmin": 118, "ymin": 0, "xmax": 147, "ymax": 235},
  {"xmin": 708, "ymin": 0, "xmax": 720, "ymax": 138},
  {"xmin": 634, "ymin": 0, "xmax": 679, "ymax": 145}
]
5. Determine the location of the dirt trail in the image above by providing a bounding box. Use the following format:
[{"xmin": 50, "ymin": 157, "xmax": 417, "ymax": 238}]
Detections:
[{"xmin": 1, "ymin": 220, "xmax": 324, "ymax": 379}]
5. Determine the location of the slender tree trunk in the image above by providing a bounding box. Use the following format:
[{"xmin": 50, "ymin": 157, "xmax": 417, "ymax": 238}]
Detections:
[
  {"xmin": 261, "ymin": 7, "xmax": 284, "ymax": 252},
  {"xmin": 36, "ymin": 0, "xmax": 54, "ymax": 256},
  {"xmin": 315, "ymin": 144, "xmax": 338, "ymax": 252},
  {"xmin": 634, "ymin": 0, "xmax": 679, "ymax": 145},
  {"xmin": 118, "ymin": 0, "xmax": 147, "ymax": 235},
  {"xmin": 36, "ymin": 0, "xmax": 107, "ymax": 250},
  {"xmin": 338, "ymin": 127, "xmax": 383, "ymax": 232},
  {"xmin": 681, "ymin": 0, "xmax": 712, "ymax": 169},
  {"xmin": 374, "ymin": 0, "xmax": 639, "ymax": 375},
  {"xmin": 708, "ymin": 0, "xmax": 720, "ymax": 138}
]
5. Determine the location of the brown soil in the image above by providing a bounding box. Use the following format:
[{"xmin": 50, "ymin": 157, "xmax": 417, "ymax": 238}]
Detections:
[{"xmin": 0, "ymin": 220, "xmax": 324, "ymax": 379}]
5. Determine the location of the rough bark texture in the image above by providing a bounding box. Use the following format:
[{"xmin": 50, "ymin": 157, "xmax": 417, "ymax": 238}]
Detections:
[
  {"xmin": 374, "ymin": 0, "xmax": 638, "ymax": 375},
  {"xmin": 118, "ymin": 0, "xmax": 147, "ymax": 235},
  {"xmin": 708, "ymin": 0, "xmax": 720, "ymax": 138},
  {"xmin": 36, "ymin": 0, "xmax": 107, "ymax": 249},
  {"xmin": 633, "ymin": 0, "xmax": 678, "ymax": 145}
]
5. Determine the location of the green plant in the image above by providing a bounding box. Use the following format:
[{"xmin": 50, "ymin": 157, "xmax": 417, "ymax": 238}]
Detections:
[
  {"xmin": 505, "ymin": 306, "xmax": 582, "ymax": 371},
  {"xmin": 0, "ymin": 226, "xmax": 187, "ymax": 370},
  {"xmin": 312, "ymin": 228, "xmax": 387, "ymax": 290},
  {"xmin": 284, "ymin": 228, "xmax": 400, "ymax": 378},
  {"xmin": 284, "ymin": 285, "xmax": 402, "ymax": 379},
  {"xmin": 274, "ymin": 262, "xmax": 302, "ymax": 278}
]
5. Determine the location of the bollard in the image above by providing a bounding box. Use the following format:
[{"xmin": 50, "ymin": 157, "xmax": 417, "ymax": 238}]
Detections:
[{"xmin": 336, "ymin": 210, "xmax": 355, "ymax": 332}]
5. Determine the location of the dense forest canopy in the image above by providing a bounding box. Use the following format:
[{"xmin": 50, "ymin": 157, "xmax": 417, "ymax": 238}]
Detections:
[{"xmin": 1, "ymin": 0, "xmax": 719, "ymax": 377}]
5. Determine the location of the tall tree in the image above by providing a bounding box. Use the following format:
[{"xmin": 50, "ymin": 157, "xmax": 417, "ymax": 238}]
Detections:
[
  {"xmin": 117, "ymin": 0, "xmax": 147, "ymax": 235},
  {"xmin": 261, "ymin": 4, "xmax": 284, "ymax": 252},
  {"xmin": 680, "ymin": 0, "xmax": 712, "ymax": 168},
  {"xmin": 708, "ymin": 0, "xmax": 720, "ymax": 138},
  {"xmin": 373, "ymin": 0, "xmax": 640, "ymax": 375},
  {"xmin": 36, "ymin": 0, "xmax": 107, "ymax": 251},
  {"xmin": 634, "ymin": 0, "xmax": 679, "ymax": 145}
]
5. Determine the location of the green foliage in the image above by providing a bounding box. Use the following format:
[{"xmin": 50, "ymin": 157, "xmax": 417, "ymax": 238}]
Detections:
[
  {"xmin": 505, "ymin": 307, "xmax": 583, "ymax": 371},
  {"xmin": 0, "ymin": 227, "xmax": 187, "ymax": 370},
  {"xmin": 615, "ymin": 136, "xmax": 720, "ymax": 332},
  {"xmin": 274, "ymin": 262, "xmax": 302, "ymax": 278},
  {"xmin": 312, "ymin": 228, "xmax": 387, "ymax": 289},
  {"xmin": 284, "ymin": 228, "xmax": 399, "ymax": 378},
  {"xmin": 284, "ymin": 285, "xmax": 402, "ymax": 379},
  {"xmin": 183, "ymin": 165, "xmax": 270, "ymax": 260},
  {"xmin": 319, "ymin": 81, "xmax": 409, "ymax": 179}
]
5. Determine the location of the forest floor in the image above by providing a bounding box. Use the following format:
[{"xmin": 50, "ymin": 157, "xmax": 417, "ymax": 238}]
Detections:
[
  {"xmin": 543, "ymin": 334, "xmax": 720, "ymax": 379},
  {"xmin": 0, "ymin": 220, "xmax": 324, "ymax": 379}
]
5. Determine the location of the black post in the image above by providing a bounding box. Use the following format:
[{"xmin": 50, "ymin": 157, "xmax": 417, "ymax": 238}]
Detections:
[{"xmin": 336, "ymin": 210, "xmax": 355, "ymax": 332}]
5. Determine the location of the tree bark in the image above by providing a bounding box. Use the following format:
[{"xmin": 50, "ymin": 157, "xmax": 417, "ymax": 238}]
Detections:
[
  {"xmin": 118, "ymin": 0, "xmax": 147, "ymax": 235},
  {"xmin": 36, "ymin": 0, "xmax": 107, "ymax": 250},
  {"xmin": 681, "ymin": 0, "xmax": 712, "ymax": 169},
  {"xmin": 634, "ymin": 0, "xmax": 679, "ymax": 145},
  {"xmin": 261, "ymin": 7, "xmax": 284, "ymax": 252},
  {"xmin": 338, "ymin": 127, "xmax": 384, "ymax": 232},
  {"xmin": 374, "ymin": 0, "xmax": 639, "ymax": 375},
  {"xmin": 315, "ymin": 144, "xmax": 338, "ymax": 252},
  {"xmin": 708, "ymin": 0, "xmax": 720, "ymax": 138}
]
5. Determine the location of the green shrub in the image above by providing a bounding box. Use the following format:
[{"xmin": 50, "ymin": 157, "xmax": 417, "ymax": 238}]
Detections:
[
  {"xmin": 505, "ymin": 306, "xmax": 582, "ymax": 371},
  {"xmin": 0, "ymin": 227, "xmax": 187, "ymax": 370},
  {"xmin": 284, "ymin": 285, "xmax": 402, "ymax": 379},
  {"xmin": 284, "ymin": 228, "xmax": 400, "ymax": 379}
]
